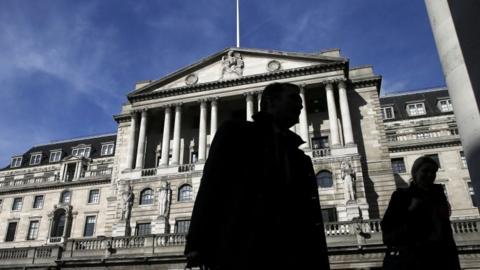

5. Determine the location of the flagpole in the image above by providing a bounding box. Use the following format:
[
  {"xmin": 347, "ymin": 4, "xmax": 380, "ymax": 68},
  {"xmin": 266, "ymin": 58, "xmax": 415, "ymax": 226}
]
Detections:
[{"xmin": 236, "ymin": 0, "xmax": 240, "ymax": 48}]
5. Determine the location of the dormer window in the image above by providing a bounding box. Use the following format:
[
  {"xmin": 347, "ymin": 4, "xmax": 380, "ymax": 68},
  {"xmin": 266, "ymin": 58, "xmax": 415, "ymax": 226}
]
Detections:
[
  {"xmin": 381, "ymin": 106, "xmax": 395, "ymax": 120},
  {"xmin": 406, "ymin": 103, "xmax": 426, "ymax": 116},
  {"xmin": 49, "ymin": 150, "xmax": 62, "ymax": 163},
  {"xmin": 438, "ymin": 99, "xmax": 453, "ymax": 112},
  {"xmin": 29, "ymin": 153, "xmax": 42, "ymax": 165},
  {"xmin": 101, "ymin": 143, "xmax": 115, "ymax": 156},
  {"xmin": 11, "ymin": 157, "xmax": 22, "ymax": 168},
  {"xmin": 72, "ymin": 146, "xmax": 91, "ymax": 158}
]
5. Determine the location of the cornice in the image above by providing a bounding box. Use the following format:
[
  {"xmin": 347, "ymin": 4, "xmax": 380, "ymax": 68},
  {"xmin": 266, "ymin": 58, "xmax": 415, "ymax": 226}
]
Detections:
[
  {"xmin": 0, "ymin": 178, "xmax": 111, "ymax": 195},
  {"xmin": 127, "ymin": 61, "xmax": 347, "ymax": 103},
  {"xmin": 351, "ymin": 75, "xmax": 382, "ymax": 89},
  {"xmin": 388, "ymin": 139, "xmax": 462, "ymax": 153}
]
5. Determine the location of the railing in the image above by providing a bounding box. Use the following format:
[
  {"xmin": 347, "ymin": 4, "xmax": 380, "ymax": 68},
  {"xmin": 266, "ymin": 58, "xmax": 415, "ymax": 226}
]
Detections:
[
  {"xmin": 141, "ymin": 168, "xmax": 157, "ymax": 177},
  {"xmin": 0, "ymin": 246, "xmax": 60, "ymax": 267},
  {"xmin": 312, "ymin": 148, "xmax": 331, "ymax": 158},
  {"xmin": 178, "ymin": 164, "xmax": 195, "ymax": 173},
  {"xmin": 48, "ymin": 236, "xmax": 64, "ymax": 244},
  {"xmin": 87, "ymin": 168, "xmax": 112, "ymax": 177},
  {"xmin": 0, "ymin": 176, "xmax": 57, "ymax": 187},
  {"xmin": 387, "ymin": 127, "xmax": 459, "ymax": 142},
  {"xmin": 0, "ymin": 248, "xmax": 29, "ymax": 259},
  {"xmin": 451, "ymin": 218, "xmax": 480, "ymax": 234}
]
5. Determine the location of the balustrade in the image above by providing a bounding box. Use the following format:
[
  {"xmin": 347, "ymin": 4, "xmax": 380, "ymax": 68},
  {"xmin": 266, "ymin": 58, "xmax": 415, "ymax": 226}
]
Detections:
[
  {"xmin": 312, "ymin": 148, "xmax": 331, "ymax": 158},
  {"xmin": 387, "ymin": 127, "xmax": 460, "ymax": 142},
  {"xmin": 178, "ymin": 164, "xmax": 195, "ymax": 173},
  {"xmin": 141, "ymin": 168, "xmax": 157, "ymax": 177},
  {"xmin": 0, "ymin": 248, "xmax": 28, "ymax": 259}
]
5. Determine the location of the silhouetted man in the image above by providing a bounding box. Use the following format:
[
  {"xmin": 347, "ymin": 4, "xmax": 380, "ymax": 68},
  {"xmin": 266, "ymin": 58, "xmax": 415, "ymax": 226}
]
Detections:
[{"xmin": 185, "ymin": 82, "xmax": 330, "ymax": 270}]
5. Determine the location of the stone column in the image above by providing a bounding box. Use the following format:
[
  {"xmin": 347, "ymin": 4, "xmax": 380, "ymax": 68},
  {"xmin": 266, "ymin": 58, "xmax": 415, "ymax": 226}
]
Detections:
[
  {"xmin": 210, "ymin": 98, "xmax": 218, "ymax": 142},
  {"xmin": 171, "ymin": 104, "xmax": 182, "ymax": 165},
  {"xmin": 299, "ymin": 85, "xmax": 310, "ymax": 149},
  {"xmin": 126, "ymin": 112, "xmax": 137, "ymax": 170},
  {"xmin": 198, "ymin": 100, "xmax": 208, "ymax": 162},
  {"xmin": 63, "ymin": 211, "xmax": 70, "ymax": 238},
  {"xmin": 338, "ymin": 80, "xmax": 354, "ymax": 145},
  {"xmin": 326, "ymin": 82, "xmax": 340, "ymax": 146},
  {"xmin": 135, "ymin": 110, "xmax": 148, "ymax": 170},
  {"xmin": 160, "ymin": 106, "xmax": 172, "ymax": 167},
  {"xmin": 245, "ymin": 93, "xmax": 254, "ymax": 121},
  {"xmin": 425, "ymin": 0, "xmax": 480, "ymax": 202},
  {"xmin": 257, "ymin": 92, "xmax": 262, "ymax": 111}
]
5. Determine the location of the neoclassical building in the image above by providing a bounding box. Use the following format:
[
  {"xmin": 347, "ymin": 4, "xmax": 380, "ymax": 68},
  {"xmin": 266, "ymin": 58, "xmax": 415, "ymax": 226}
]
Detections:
[{"xmin": 0, "ymin": 48, "xmax": 479, "ymax": 269}]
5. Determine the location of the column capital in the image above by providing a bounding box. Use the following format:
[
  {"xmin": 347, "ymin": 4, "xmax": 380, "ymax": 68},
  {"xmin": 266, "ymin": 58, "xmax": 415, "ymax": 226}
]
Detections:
[
  {"xmin": 172, "ymin": 102, "xmax": 183, "ymax": 107},
  {"xmin": 323, "ymin": 78, "xmax": 348, "ymax": 87},
  {"xmin": 160, "ymin": 104, "xmax": 172, "ymax": 109},
  {"xmin": 243, "ymin": 91, "xmax": 255, "ymax": 97},
  {"xmin": 197, "ymin": 98, "xmax": 209, "ymax": 103},
  {"xmin": 207, "ymin": 96, "xmax": 219, "ymax": 102}
]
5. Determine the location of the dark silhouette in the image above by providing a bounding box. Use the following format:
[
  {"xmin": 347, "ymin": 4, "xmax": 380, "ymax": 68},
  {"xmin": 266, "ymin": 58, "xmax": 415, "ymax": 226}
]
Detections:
[
  {"xmin": 185, "ymin": 83, "xmax": 330, "ymax": 270},
  {"xmin": 381, "ymin": 156, "xmax": 461, "ymax": 270}
]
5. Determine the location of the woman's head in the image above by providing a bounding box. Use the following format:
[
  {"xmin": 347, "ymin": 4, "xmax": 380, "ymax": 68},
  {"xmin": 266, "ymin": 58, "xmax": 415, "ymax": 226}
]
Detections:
[{"xmin": 411, "ymin": 156, "xmax": 439, "ymax": 188}]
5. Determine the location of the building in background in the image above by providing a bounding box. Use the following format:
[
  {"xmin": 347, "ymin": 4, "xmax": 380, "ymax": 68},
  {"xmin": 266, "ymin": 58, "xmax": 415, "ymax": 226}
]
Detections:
[{"xmin": 0, "ymin": 48, "xmax": 478, "ymax": 269}]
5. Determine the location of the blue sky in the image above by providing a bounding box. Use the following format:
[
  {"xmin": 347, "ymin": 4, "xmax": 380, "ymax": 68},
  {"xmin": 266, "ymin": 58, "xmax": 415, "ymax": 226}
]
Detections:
[{"xmin": 0, "ymin": 0, "xmax": 444, "ymax": 166}]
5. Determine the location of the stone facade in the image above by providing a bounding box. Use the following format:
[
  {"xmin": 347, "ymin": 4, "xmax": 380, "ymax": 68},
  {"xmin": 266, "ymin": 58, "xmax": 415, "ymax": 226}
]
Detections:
[{"xmin": 0, "ymin": 48, "xmax": 478, "ymax": 269}]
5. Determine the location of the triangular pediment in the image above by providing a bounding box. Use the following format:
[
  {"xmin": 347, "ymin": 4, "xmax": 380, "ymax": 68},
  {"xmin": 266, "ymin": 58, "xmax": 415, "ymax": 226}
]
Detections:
[
  {"xmin": 61, "ymin": 155, "xmax": 84, "ymax": 162},
  {"xmin": 128, "ymin": 47, "xmax": 346, "ymax": 97}
]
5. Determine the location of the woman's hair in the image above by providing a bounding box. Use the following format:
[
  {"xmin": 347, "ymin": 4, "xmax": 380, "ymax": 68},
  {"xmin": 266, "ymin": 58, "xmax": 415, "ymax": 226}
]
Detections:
[{"xmin": 410, "ymin": 155, "xmax": 439, "ymax": 181}]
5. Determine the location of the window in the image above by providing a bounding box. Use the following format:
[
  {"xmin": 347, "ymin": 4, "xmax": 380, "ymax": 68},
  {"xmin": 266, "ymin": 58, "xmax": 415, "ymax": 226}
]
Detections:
[
  {"xmin": 140, "ymin": 189, "xmax": 153, "ymax": 205},
  {"xmin": 381, "ymin": 106, "xmax": 395, "ymax": 120},
  {"xmin": 12, "ymin": 197, "xmax": 23, "ymax": 211},
  {"xmin": 406, "ymin": 103, "xmax": 426, "ymax": 116},
  {"xmin": 83, "ymin": 216, "xmax": 96, "ymax": 237},
  {"xmin": 175, "ymin": 220, "xmax": 191, "ymax": 233},
  {"xmin": 51, "ymin": 211, "xmax": 66, "ymax": 237},
  {"xmin": 49, "ymin": 151, "xmax": 62, "ymax": 163},
  {"xmin": 391, "ymin": 158, "xmax": 406, "ymax": 174},
  {"xmin": 425, "ymin": 154, "xmax": 441, "ymax": 168},
  {"xmin": 316, "ymin": 171, "xmax": 333, "ymax": 188},
  {"xmin": 11, "ymin": 157, "xmax": 22, "ymax": 168},
  {"xmin": 101, "ymin": 143, "xmax": 115, "ymax": 156},
  {"xmin": 438, "ymin": 99, "xmax": 453, "ymax": 112},
  {"xmin": 321, "ymin": 208, "xmax": 338, "ymax": 223},
  {"xmin": 33, "ymin": 195, "xmax": 44, "ymax": 209},
  {"xmin": 5, "ymin": 222, "xmax": 17, "ymax": 242},
  {"xmin": 190, "ymin": 151, "xmax": 198, "ymax": 164},
  {"xmin": 27, "ymin": 221, "xmax": 40, "ymax": 240},
  {"xmin": 30, "ymin": 153, "xmax": 42, "ymax": 165},
  {"xmin": 135, "ymin": 223, "xmax": 151, "ymax": 236},
  {"xmin": 0, "ymin": 199, "xmax": 3, "ymax": 211},
  {"xmin": 178, "ymin": 185, "xmax": 193, "ymax": 202},
  {"xmin": 468, "ymin": 182, "xmax": 478, "ymax": 207},
  {"xmin": 60, "ymin": 191, "xmax": 71, "ymax": 204},
  {"xmin": 460, "ymin": 151, "xmax": 467, "ymax": 168},
  {"xmin": 72, "ymin": 146, "xmax": 91, "ymax": 158},
  {"xmin": 311, "ymin": 136, "xmax": 329, "ymax": 149},
  {"xmin": 88, "ymin": 190, "xmax": 100, "ymax": 204}
]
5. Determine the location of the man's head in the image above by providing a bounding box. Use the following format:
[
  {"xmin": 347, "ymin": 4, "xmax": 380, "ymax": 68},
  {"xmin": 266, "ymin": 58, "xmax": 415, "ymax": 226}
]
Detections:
[{"xmin": 260, "ymin": 82, "xmax": 303, "ymax": 129}]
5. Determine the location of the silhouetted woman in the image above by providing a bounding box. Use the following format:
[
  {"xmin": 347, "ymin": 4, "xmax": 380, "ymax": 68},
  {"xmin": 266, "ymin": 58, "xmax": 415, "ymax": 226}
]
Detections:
[{"xmin": 381, "ymin": 156, "xmax": 460, "ymax": 270}]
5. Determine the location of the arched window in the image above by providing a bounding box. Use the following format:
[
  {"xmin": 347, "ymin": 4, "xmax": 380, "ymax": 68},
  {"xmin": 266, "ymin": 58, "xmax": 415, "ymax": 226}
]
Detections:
[
  {"xmin": 60, "ymin": 190, "xmax": 71, "ymax": 204},
  {"xmin": 140, "ymin": 188, "xmax": 153, "ymax": 205},
  {"xmin": 178, "ymin": 185, "xmax": 193, "ymax": 202},
  {"xmin": 316, "ymin": 170, "xmax": 333, "ymax": 188}
]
